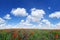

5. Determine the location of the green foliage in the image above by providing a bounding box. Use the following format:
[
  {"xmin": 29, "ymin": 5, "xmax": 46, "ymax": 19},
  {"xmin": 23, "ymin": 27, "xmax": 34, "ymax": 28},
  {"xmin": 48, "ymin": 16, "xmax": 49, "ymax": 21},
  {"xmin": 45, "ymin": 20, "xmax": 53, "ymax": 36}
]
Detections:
[{"xmin": 0, "ymin": 30, "xmax": 60, "ymax": 40}]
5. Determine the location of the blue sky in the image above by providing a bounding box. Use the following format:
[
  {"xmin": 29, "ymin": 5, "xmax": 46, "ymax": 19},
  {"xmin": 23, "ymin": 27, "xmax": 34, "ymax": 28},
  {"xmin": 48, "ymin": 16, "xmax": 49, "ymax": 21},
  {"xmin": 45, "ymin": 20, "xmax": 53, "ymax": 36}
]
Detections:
[{"xmin": 0, "ymin": 0, "xmax": 60, "ymax": 29}]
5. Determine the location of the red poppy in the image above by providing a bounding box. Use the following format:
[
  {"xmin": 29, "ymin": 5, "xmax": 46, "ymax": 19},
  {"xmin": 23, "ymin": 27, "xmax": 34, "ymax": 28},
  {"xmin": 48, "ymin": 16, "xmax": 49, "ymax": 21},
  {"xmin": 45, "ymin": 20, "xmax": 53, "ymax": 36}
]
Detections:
[
  {"xmin": 30, "ymin": 32, "xmax": 34, "ymax": 35},
  {"xmin": 55, "ymin": 34, "xmax": 59, "ymax": 38},
  {"xmin": 12, "ymin": 32, "xmax": 17, "ymax": 38}
]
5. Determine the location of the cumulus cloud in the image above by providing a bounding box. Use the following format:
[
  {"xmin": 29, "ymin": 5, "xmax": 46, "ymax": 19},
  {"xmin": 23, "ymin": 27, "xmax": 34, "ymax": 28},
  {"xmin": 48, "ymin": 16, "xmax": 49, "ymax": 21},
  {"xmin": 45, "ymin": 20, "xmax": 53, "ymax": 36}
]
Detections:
[
  {"xmin": 0, "ymin": 8, "xmax": 60, "ymax": 29},
  {"xmin": 11, "ymin": 8, "xmax": 28, "ymax": 16},
  {"xmin": 54, "ymin": 22, "xmax": 60, "ymax": 29},
  {"xmin": 0, "ymin": 24, "xmax": 15, "ymax": 29},
  {"xmin": 26, "ymin": 8, "xmax": 45, "ymax": 23},
  {"xmin": 14, "ymin": 8, "xmax": 55, "ymax": 29},
  {"xmin": 3, "ymin": 14, "xmax": 11, "ymax": 19},
  {"xmin": 15, "ymin": 19, "xmax": 56, "ymax": 29},
  {"xmin": 40, "ymin": 19, "xmax": 55, "ymax": 29},
  {"xmin": 42, "ymin": 19, "xmax": 51, "ymax": 26},
  {"xmin": 0, "ymin": 18, "xmax": 5, "ymax": 24},
  {"xmin": 15, "ymin": 20, "xmax": 35, "ymax": 29},
  {"xmin": 13, "ymin": 8, "xmax": 59, "ymax": 29},
  {"xmin": 0, "ymin": 18, "xmax": 6, "ymax": 29},
  {"xmin": 0, "ymin": 18, "xmax": 15, "ymax": 29},
  {"xmin": 31, "ymin": 8, "xmax": 45, "ymax": 18},
  {"xmin": 49, "ymin": 11, "xmax": 60, "ymax": 18}
]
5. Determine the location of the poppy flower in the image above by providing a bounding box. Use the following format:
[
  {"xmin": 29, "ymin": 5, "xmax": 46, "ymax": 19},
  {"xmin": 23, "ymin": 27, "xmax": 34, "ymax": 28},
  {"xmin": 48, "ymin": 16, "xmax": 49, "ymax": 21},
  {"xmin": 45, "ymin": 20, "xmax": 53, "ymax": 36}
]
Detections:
[
  {"xmin": 30, "ymin": 32, "xmax": 34, "ymax": 35},
  {"xmin": 12, "ymin": 32, "xmax": 18, "ymax": 38},
  {"xmin": 55, "ymin": 34, "xmax": 59, "ymax": 38}
]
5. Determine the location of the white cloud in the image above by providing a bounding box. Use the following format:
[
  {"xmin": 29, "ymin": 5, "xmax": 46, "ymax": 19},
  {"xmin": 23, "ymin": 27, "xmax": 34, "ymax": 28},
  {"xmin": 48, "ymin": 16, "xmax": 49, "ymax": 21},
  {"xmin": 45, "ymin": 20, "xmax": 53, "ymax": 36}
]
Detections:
[
  {"xmin": 13, "ymin": 8, "xmax": 57, "ymax": 29},
  {"xmin": 0, "ymin": 19, "xmax": 60, "ymax": 29},
  {"xmin": 15, "ymin": 20, "xmax": 35, "ymax": 29},
  {"xmin": 49, "ymin": 11, "xmax": 60, "ymax": 18},
  {"xmin": 0, "ymin": 18, "xmax": 5, "ymax": 24},
  {"xmin": 0, "ymin": 18, "xmax": 15, "ymax": 29},
  {"xmin": 0, "ymin": 18, "xmax": 6, "ymax": 29},
  {"xmin": 11, "ymin": 8, "xmax": 28, "ymax": 16},
  {"xmin": 40, "ymin": 19, "xmax": 55, "ymax": 29},
  {"xmin": 31, "ymin": 8, "xmax": 45, "ymax": 18},
  {"xmin": 42, "ymin": 19, "xmax": 51, "ymax": 26},
  {"xmin": 26, "ymin": 15, "xmax": 41, "ymax": 23},
  {"xmin": 0, "ymin": 24, "xmax": 15, "ymax": 29},
  {"xmin": 15, "ymin": 19, "xmax": 55, "ymax": 29},
  {"xmin": 26, "ymin": 8, "xmax": 45, "ymax": 23},
  {"xmin": 3, "ymin": 14, "xmax": 11, "ymax": 19},
  {"xmin": 0, "ymin": 8, "xmax": 60, "ymax": 29},
  {"xmin": 54, "ymin": 22, "xmax": 60, "ymax": 29}
]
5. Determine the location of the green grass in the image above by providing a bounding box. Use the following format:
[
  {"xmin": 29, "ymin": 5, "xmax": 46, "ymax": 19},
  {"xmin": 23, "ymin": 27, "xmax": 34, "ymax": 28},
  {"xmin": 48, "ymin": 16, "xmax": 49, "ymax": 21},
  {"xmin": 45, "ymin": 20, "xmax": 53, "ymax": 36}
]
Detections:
[{"xmin": 0, "ymin": 29, "xmax": 60, "ymax": 40}]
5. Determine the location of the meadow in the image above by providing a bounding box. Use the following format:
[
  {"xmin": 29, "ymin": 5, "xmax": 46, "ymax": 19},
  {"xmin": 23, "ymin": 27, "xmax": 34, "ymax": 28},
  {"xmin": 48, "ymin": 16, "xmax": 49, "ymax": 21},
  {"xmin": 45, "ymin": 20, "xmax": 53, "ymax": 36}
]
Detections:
[{"xmin": 0, "ymin": 29, "xmax": 60, "ymax": 40}]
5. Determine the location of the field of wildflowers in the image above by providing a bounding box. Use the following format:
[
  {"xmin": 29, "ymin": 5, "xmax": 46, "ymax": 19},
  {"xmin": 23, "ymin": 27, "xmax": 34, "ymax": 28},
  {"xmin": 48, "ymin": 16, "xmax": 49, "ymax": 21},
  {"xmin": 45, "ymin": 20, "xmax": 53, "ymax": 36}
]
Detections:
[{"xmin": 0, "ymin": 29, "xmax": 60, "ymax": 40}]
